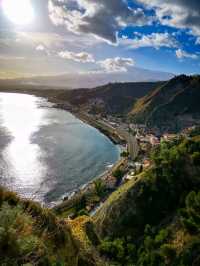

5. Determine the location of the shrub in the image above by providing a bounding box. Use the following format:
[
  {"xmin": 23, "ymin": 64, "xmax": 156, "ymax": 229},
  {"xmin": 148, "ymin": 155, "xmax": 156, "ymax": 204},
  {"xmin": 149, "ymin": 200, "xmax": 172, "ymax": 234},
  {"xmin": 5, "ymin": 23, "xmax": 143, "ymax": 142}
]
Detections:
[
  {"xmin": 191, "ymin": 152, "xmax": 200, "ymax": 166},
  {"xmin": 155, "ymin": 229, "xmax": 169, "ymax": 245},
  {"xmin": 160, "ymin": 244, "xmax": 176, "ymax": 262},
  {"xmin": 3, "ymin": 191, "xmax": 19, "ymax": 206},
  {"xmin": 178, "ymin": 239, "xmax": 200, "ymax": 265},
  {"xmin": 99, "ymin": 238, "xmax": 125, "ymax": 262},
  {"xmin": 0, "ymin": 203, "xmax": 41, "ymax": 265},
  {"xmin": 94, "ymin": 179, "xmax": 106, "ymax": 197},
  {"xmin": 181, "ymin": 191, "xmax": 200, "ymax": 233}
]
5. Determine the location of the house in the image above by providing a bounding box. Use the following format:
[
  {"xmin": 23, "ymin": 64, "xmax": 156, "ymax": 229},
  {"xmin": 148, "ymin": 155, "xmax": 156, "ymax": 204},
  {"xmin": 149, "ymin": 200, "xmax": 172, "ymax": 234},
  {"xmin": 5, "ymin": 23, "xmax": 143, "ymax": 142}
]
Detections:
[
  {"xmin": 163, "ymin": 134, "xmax": 177, "ymax": 142},
  {"xmin": 124, "ymin": 171, "xmax": 135, "ymax": 182},
  {"xmin": 143, "ymin": 159, "xmax": 151, "ymax": 169},
  {"xmin": 149, "ymin": 135, "xmax": 160, "ymax": 146}
]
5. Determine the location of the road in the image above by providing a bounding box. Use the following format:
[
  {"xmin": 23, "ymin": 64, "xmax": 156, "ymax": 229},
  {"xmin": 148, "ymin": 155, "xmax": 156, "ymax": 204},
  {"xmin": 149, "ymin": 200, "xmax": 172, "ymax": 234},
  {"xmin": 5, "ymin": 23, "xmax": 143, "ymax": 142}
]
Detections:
[
  {"xmin": 116, "ymin": 127, "xmax": 139, "ymax": 160},
  {"xmin": 98, "ymin": 119, "xmax": 139, "ymax": 160}
]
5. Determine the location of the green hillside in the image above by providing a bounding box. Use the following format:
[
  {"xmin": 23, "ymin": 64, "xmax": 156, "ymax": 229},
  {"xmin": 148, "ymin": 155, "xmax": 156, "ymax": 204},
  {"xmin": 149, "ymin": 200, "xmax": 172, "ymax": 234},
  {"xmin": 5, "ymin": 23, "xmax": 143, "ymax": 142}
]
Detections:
[
  {"xmin": 63, "ymin": 82, "xmax": 162, "ymax": 115},
  {"xmin": 130, "ymin": 75, "xmax": 200, "ymax": 132},
  {"xmin": 0, "ymin": 188, "xmax": 103, "ymax": 266},
  {"xmin": 94, "ymin": 133, "xmax": 200, "ymax": 265}
]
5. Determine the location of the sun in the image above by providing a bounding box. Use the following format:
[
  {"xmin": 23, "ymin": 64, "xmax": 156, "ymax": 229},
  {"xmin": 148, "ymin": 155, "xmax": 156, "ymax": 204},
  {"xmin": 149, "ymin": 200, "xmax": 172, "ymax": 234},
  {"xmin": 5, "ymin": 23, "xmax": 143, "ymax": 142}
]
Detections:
[{"xmin": 2, "ymin": 0, "xmax": 34, "ymax": 25}]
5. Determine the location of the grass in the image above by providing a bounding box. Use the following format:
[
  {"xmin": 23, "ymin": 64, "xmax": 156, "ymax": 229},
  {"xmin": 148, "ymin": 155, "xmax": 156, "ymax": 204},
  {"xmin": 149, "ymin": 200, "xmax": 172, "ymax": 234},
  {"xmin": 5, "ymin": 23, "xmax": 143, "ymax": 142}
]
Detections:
[{"xmin": 0, "ymin": 187, "xmax": 102, "ymax": 266}]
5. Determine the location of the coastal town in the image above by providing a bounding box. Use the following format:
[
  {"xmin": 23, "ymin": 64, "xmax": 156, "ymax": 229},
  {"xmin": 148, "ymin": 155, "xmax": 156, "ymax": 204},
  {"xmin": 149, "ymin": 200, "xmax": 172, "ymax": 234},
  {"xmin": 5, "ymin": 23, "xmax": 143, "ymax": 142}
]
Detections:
[{"xmin": 54, "ymin": 110, "xmax": 197, "ymax": 218}]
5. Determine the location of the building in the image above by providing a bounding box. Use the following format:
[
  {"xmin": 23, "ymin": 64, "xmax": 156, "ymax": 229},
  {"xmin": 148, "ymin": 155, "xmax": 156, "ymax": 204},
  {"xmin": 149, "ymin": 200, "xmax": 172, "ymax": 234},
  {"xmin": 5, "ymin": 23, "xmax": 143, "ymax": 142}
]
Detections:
[
  {"xmin": 143, "ymin": 159, "xmax": 151, "ymax": 169},
  {"xmin": 162, "ymin": 134, "xmax": 177, "ymax": 142},
  {"xmin": 149, "ymin": 135, "xmax": 160, "ymax": 146}
]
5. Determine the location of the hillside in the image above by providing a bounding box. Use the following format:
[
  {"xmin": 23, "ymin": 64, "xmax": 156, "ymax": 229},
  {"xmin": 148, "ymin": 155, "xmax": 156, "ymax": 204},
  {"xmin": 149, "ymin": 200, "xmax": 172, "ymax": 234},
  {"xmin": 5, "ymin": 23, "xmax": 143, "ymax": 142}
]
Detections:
[
  {"xmin": 94, "ymin": 132, "xmax": 200, "ymax": 265},
  {"xmin": 0, "ymin": 188, "xmax": 103, "ymax": 266},
  {"xmin": 130, "ymin": 75, "xmax": 200, "ymax": 132},
  {"xmin": 0, "ymin": 115, "xmax": 200, "ymax": 266},
  {"xmin": 0, "ymin": 80, "xmax": 163, "ymax": 115},
  {"xmin": 64, "ymin": 81, "xmax": 163, "ymax": 115}
]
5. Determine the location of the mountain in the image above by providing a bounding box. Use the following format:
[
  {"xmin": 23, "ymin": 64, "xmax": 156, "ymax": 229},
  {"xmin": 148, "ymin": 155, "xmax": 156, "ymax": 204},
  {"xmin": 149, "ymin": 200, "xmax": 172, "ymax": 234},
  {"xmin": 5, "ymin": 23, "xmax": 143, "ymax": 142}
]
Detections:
[
  {"xmin": 0, "ymin": 67, "xmax": 173, "ymax": 89},
  {"xmin": 63, "ymin": 81, "xmax": 164, "ymax": 115},
  {"xmin": 0, "ymin": 78, "xmax": 164, "ymax": 115},
  {"xmin": 130, "ymin": 75, "xmax": 200, "ymax": 132}
]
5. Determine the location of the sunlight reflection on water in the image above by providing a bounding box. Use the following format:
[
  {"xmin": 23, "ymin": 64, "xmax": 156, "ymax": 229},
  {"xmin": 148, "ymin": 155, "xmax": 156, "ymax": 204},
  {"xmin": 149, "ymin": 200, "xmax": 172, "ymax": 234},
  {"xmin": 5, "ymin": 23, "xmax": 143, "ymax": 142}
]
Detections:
[
  {"xmin": 0, "ymin": 93, "xmax": 47, "ymax": 199},
  {"xmin": 0, "ymin": 93, "xmax": 120, "ymax": 205}
]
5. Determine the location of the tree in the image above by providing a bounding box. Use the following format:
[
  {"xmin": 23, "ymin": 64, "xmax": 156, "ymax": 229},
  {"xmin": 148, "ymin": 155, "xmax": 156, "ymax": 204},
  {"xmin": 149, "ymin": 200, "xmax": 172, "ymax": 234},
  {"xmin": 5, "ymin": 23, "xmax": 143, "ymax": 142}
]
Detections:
[{"xmin": 94, "ymin": 179, "xmax": 106, "ymax": 197}]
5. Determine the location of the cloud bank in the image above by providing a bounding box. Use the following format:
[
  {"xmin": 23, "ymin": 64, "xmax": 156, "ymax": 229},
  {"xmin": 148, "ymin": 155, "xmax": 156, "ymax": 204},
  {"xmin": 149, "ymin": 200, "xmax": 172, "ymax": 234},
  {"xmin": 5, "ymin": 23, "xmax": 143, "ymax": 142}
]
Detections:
[
  {"xmin": 48, "ymin": 0, "xmax": 150, "ymax": 43},
  {"xmin": 137, "ymin": 0, "xmax": 200, "ymax": 38}
]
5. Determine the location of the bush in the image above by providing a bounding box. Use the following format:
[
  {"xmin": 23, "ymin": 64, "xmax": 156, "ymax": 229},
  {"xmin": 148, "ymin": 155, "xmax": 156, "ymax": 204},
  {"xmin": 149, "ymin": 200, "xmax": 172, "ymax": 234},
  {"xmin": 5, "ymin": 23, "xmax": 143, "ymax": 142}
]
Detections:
[
  {"xmin": 181, "ymin": 191, "xmax": 200, "ymax": 233},
  {"xmin": 3, "ymin": 191, "xmax": 19, "ymax": 206},
  {"xmin": 112, "ymin": 169, "xmax": 124, "ymax": 182},
  {"xmin": 160, "ymin": 244, "xmax": 176, "ymax": 262},
  {"xmin": 99, "ymin": 238, "xmax": 125, "ymax": 262},
  {"xmin": 155, "ymin": 229, "xmax": 169, "ymax": 245},
  {"xmin": 191, "ymin": 152, "xmax": 200, "ymax": 166},
  {"xmin": 120, "ymin": 151, "xmax": 129, "ymax": 157},
  {"xmin": 178, "ymin": 239, "xmax": 200, "ymax": 265},
  {"xmin": 94, "ymin": 179, "xmax": 106, "ymax": 197},
  {"xmin": 0, "ymin": 203, "xmax": 41, "ymax": 265}
]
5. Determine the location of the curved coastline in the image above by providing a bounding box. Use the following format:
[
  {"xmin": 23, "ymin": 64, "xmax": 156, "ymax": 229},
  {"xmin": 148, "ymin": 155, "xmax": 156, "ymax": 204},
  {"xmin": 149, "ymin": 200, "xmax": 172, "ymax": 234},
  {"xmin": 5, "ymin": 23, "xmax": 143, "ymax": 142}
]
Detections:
[
  {"xmin": 0, "ymin": 88, "xmax": 137, "ymax": 211},
  {"xmin": 0, "ymin": 89, "xmax": 124, "ymax": 208},
  {"xmin": 51, "ymin": 109, "xmax": 125, "ymax": 209}
]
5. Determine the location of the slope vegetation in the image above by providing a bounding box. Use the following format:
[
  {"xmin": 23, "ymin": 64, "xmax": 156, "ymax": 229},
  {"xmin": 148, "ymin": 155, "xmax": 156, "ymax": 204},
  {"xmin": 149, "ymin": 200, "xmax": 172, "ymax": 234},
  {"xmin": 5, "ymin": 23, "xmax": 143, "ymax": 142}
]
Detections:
[
  {"xmin": 0, "ymin": 188, "xmax": 102, "ymax": 266},
  {"xmin": 131, "ymin": 75, "xmax": 200, "ymax": 131},
  {"xmin": 94, "ymin": 133, "xmax": 200, "ymax": 265},
  {"xmin": 64, "ymin": 82, "xmax": 163, "ymax": 115}
]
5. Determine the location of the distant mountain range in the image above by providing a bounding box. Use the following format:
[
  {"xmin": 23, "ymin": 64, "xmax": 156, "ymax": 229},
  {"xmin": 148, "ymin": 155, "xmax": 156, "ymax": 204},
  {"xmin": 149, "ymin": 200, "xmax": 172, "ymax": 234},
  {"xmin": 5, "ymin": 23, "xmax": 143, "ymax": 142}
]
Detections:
[{"xmin": 0, "ymin": 67, "xmax": 173, "ymax": 89}]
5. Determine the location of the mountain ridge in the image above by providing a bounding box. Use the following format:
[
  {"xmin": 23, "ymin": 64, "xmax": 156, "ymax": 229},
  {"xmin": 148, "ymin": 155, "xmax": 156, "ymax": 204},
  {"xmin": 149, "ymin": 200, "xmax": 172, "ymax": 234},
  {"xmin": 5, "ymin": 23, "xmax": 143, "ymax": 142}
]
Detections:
[
  {"xmin": 130, "ymin": 75, "xmax": 200, "ymax": 132},
  {"xmin": 0, "ymin": 67, "xmax": 174, "ymax": 88}
]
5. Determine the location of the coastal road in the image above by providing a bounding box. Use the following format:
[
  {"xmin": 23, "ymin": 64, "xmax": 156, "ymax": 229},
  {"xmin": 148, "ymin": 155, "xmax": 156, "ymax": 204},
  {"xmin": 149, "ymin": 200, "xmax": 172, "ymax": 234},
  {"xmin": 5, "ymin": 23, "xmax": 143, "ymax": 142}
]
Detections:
[
  {"xmin": 116, "ymin": 127, "xmax": 139, "ymax": 160},
  {"xmin": 95, "ymin": 118, "xmax": 139, "ymax": 160}
]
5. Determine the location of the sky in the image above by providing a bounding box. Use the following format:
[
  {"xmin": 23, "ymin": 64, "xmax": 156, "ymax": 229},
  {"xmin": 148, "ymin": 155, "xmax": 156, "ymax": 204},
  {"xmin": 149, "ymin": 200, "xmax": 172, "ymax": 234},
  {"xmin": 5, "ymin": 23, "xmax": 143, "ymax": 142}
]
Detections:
[{"xmin": 0, "ymin": 0, "xmax": 199, "ymax": 81}]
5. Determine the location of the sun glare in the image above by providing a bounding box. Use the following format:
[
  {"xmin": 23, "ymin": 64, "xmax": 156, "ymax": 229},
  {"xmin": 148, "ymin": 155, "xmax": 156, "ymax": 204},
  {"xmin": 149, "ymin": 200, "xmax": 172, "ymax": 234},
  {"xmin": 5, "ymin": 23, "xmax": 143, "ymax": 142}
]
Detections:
[{"xmin": 2, "ymin": 0, "xmax": 34, "ymax": 25}]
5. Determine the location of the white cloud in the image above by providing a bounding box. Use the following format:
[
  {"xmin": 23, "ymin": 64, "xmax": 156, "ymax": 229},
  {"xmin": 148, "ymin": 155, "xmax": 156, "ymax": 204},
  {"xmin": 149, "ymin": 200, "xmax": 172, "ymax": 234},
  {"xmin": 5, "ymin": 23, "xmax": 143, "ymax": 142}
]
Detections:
[
  {"xmin": 36, "ymin": 44, "xmax": 45, "ymax": 51},
  {"xmin": 137, "ymin": 0, "xmax": 200, "ymax": 40},
  {"xmin": 35, "ymin": 44, "xmax": 51, "ymax": 56},
  {"xmin": 58, "ymin": 50, "xmax": 94, "ymax": 63},
  {"xmin": 98, "ymin": 57, "xmax": 135, "ymax": 72},
  {"xmin": 175, "ymin": 49, "xmax": 198, "ymax": 59},
  {"xmin": 196, "ymin": 37, "xmax": 200, "ymax": 45},
  {"xmin": 48, "ymin": 0, "xmax": 151, "ymax": 44},
  {"xmin": 122, "ymin": 32, "xmax": 178, "ymax": 49}
]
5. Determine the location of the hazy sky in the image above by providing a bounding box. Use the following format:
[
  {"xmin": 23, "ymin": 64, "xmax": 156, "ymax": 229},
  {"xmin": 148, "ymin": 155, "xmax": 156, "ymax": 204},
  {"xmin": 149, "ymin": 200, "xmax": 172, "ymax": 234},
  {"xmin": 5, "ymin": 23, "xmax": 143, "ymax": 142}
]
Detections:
[{"xmin": 0, "ymin": 0, "xmax": 199, "ymax": 79}]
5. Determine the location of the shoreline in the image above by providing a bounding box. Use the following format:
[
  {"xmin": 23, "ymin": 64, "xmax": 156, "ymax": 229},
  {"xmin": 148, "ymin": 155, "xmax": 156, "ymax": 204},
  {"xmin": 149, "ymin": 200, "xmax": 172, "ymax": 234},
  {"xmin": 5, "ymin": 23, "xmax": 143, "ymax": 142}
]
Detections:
[
  {"xmin": 72, "ymin": 110, "xmax": 126, "ymax": 145},
  {"xmin": 51, "ymin": 106, "xmax": 128, "ymax": 212},
  {"xmin": 0, "ymin": 89, "xmax": 126, "ymax": 210}
]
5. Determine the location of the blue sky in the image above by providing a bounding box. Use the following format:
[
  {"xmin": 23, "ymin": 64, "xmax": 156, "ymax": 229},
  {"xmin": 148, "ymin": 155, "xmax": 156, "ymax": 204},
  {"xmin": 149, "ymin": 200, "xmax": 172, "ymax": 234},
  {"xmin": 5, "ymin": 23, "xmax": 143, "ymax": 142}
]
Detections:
[{"xmin": 0, "ymin": 0, "xmax": 199, "ymax": 83}]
